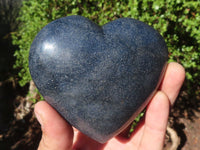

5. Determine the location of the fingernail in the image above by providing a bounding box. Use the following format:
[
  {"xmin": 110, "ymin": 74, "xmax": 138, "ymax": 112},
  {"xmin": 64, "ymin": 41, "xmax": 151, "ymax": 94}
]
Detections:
[{"xmin": 35, "ymin": 112, "xmax": 43, "ymax": 127}]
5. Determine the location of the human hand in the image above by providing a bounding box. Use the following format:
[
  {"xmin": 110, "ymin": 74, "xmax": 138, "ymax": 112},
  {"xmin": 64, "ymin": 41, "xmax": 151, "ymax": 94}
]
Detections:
[{"xmin": 34, "ymin": 62, "xmax": 185, "ymax": 150}]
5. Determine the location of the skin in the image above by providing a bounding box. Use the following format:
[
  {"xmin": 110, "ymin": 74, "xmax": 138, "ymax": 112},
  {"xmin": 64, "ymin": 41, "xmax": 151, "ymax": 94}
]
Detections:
[{"xmin": 34, "ymin": 62, "xmax": 185, "ymax": 150}]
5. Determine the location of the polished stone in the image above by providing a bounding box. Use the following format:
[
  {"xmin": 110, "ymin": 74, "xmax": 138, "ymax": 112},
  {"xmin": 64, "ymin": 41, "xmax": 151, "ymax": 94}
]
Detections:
[{"xmin": 29, "ymin": 15, "xmax": 168, "ymax": 143}]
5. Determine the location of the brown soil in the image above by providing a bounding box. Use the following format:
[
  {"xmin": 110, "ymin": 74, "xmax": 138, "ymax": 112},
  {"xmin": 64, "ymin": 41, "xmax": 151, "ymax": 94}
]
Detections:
[
  {"xmin": 180, "ymin": 111, "xmax": 200, "ymax": 150},
  {"xmin": 0, "ymin": 95, "xmax": 42, "ymax": 150},
  {"xmin": 164, "ymin": 85, "xmax": 200, "ymax": 150}
]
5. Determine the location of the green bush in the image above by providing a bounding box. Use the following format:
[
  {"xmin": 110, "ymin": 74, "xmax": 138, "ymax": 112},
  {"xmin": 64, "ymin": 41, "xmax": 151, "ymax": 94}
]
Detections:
[{"xmin": 12, "ymin": 0, "xmax": 200, "ymax": 91}]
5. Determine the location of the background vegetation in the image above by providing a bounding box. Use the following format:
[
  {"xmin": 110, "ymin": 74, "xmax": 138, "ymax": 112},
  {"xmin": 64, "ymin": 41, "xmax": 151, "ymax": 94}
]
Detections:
[{"xmin": 12, "ymin": 0, "xmax": 200, "ymax": 102}]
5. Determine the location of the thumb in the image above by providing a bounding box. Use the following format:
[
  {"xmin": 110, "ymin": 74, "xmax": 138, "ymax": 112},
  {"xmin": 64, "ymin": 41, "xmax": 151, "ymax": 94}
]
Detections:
[{"xmin": 34, "ymin": 101, "xmax": 73, "ymax": 150}]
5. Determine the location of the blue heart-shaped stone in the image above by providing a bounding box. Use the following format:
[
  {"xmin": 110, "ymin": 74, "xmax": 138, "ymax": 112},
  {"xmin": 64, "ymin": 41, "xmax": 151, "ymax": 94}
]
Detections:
[{"xmin": 29, "ymin": 15, "xmax": 168, "ymax": 143}]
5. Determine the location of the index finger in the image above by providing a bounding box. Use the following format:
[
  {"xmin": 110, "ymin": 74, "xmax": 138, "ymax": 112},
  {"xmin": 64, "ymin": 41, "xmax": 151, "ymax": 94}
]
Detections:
[{"xmin": 159, "ymin": 62, "xmax": 185, "ymax": 105}]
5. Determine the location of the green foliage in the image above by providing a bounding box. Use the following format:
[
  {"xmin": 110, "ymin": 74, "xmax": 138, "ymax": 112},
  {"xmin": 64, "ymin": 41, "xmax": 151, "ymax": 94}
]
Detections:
[
  {"xmin": 129, "ymin": 110, "xmax": 145, "ymax": 134},
  {"xmin": 12, "ymin": 0, "xmax": 200, "ymax": 91}
]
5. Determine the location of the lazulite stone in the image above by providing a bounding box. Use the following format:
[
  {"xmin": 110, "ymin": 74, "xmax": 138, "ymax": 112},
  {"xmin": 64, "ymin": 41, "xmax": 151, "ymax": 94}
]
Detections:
[{"xmin": 29, "ymin": 15, "xmax": 168, "ymax": 143}]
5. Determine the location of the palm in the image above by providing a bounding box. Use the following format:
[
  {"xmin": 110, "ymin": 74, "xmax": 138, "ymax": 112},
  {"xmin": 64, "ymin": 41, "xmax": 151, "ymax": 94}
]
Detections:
[
  {"xmin": 73, "ymin": 130, "xmax": 138, "ymax": 150},
  {"xmin": 72, "ymin": 129, "xmax": 139, "ymax": 150}
]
